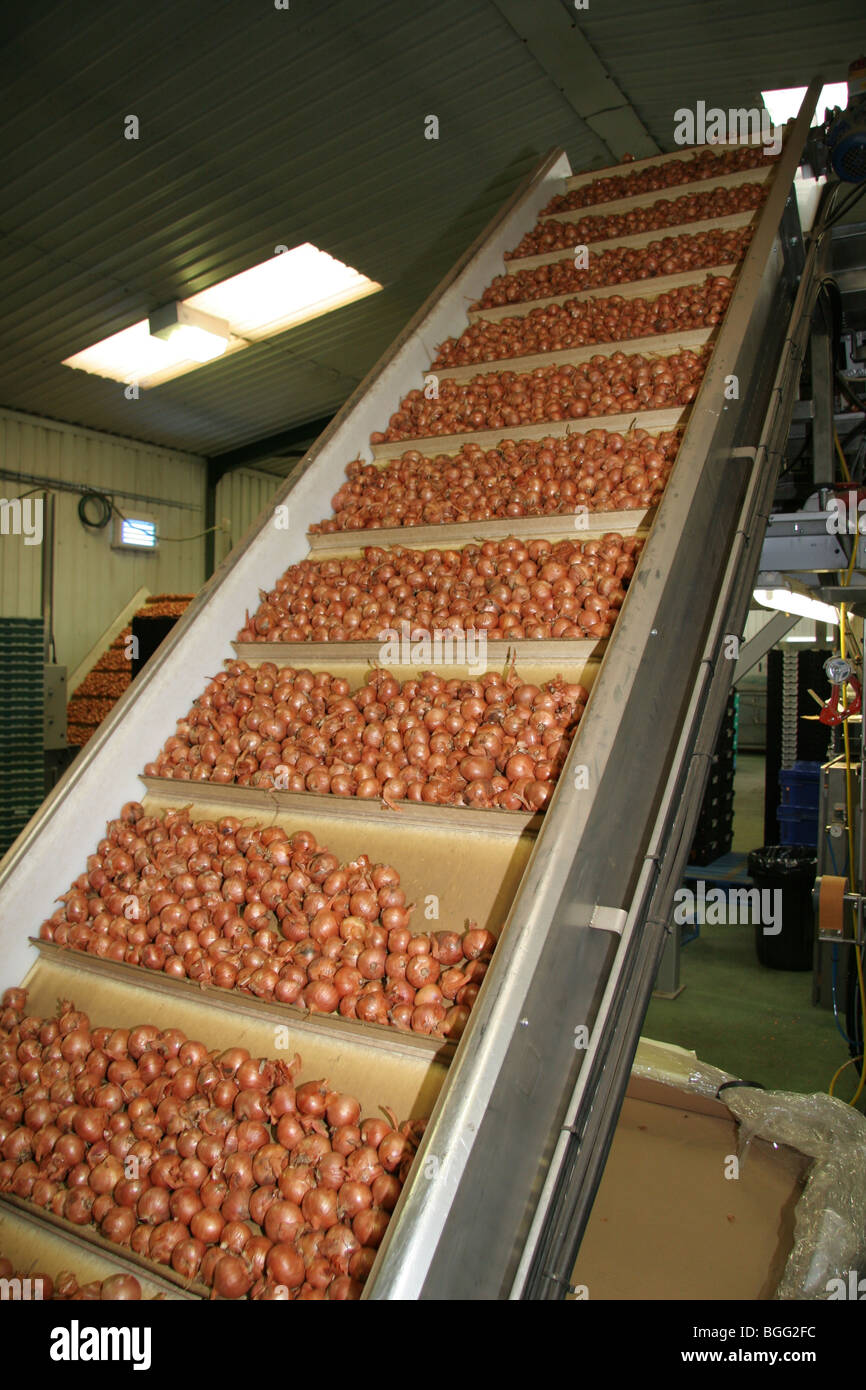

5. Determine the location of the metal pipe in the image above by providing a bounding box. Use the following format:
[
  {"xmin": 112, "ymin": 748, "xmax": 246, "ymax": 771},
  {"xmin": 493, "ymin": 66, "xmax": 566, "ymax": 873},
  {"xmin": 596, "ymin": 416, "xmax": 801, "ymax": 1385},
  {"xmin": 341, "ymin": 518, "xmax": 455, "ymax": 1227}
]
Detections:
[
  {"xmin": 859, "ymin": 615, "xmax": 865, "ymax": 901},
  {"xmin": 0, "ymin": 468, "xmax": 200, "ymax": 513},
  {"xmin": 40, "ymin": 492, "xmax": 55, "ymax": 663}
]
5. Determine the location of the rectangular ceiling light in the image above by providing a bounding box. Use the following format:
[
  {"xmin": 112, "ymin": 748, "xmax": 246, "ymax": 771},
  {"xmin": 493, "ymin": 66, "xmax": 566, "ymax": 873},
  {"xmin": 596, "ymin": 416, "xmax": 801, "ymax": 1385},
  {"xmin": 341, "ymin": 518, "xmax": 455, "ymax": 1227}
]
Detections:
[
  {"xmin": 62, "ymin": 245, "xmax": 381, "ymax": 389},
  {"xmin": 187, "ymin": 244, "xmax": 382, "ymax": 340},
  {"xmin": 761, "ymin": 82, "xmax": 848, "ymax": 126},
  {"xmin": 754, "ymin": 576, "xmax": 840, "ymax": 626}
]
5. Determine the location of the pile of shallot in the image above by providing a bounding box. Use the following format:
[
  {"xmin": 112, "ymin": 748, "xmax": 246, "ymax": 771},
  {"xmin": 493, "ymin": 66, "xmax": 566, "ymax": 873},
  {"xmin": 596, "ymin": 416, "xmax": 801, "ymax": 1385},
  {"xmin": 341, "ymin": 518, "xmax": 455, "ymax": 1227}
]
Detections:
[
  {"xmin": 144, "ymin": 662, "xmax": 589, "ymax": 811},
  {"xmin": 540, "ymin": 145, "xmax": 775, "ymax": 216},
  {"xmin": 313, "ymin": 427, "xmax": 679, "ymax": 533},
  {"xmin": 39, "ymin": 806, "xmax": 491, "ymax": 1036},
  {"xmin": 0, "ymin": 1256, "xmax": 142, "ymax": 1300},
  {"xmin": 237, "ymin": 534, "xmax": 641, "ymax": 643},
  {"xmin": 432, "ymin": 277, "xmax": 733, "ymax": 368},
  {"xmin": 505, "ymin": 182, "xmax": 768, "ymax": 262},
  {"xmin": 471, "ymin": 227, "xmax": 752, "ymax": 309},
  {"xmin": 371, "ymin": 348, "xmax": 708, "ymax": 443},
  {"xmin": 0, "ymin": 991, "xmax": 424, "ymax": 1299}
]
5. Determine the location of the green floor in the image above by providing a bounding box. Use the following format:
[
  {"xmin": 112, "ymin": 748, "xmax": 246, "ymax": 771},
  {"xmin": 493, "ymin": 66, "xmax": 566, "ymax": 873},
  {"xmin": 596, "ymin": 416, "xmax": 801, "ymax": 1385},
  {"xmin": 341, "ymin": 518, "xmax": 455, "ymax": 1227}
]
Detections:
[{"xmin": 645, "ymin": 753, "xmax": 857, "ymax": 1100}]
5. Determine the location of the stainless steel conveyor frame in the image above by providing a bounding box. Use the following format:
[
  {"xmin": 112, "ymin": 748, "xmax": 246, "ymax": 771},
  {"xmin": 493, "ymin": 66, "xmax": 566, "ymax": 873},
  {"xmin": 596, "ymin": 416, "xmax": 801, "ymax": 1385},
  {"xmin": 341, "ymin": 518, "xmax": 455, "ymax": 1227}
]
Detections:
[
  {"xmin": 369, "ymin": 81, "xmax": 826, "ymax": 1300},
  {"xmin": 0, "ymin": 82, "xmax": 824, "ymax": 1300}
]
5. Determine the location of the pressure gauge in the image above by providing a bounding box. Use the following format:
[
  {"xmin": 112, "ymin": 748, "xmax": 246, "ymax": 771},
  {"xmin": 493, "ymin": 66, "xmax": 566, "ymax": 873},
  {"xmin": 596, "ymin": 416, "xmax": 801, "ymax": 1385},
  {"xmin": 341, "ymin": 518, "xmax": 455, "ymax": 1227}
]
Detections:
[{"xmin": 825, "ymin": 656, "xmax": 854, "ymax": 684}]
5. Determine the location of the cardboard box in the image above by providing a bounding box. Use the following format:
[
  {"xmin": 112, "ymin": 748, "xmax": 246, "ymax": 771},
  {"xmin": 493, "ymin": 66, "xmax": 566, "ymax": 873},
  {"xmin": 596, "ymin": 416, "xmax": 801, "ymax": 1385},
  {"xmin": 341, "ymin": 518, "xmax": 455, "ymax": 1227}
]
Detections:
[{"xmin": 571, "ymin": 1074, "xmax": 807, "ymax": 1299}]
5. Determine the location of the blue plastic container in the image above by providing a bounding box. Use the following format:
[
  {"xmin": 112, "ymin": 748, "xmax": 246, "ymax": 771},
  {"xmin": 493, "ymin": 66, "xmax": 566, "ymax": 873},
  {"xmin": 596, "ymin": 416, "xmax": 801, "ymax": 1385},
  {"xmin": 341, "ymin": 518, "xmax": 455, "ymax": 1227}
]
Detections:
[
  {"xmin": 778, "ymin": 761, "xmax": 822, "ymax": 810},
  {"xmin": 777, "ymin": 805, "xmax": 818, "ymax": 847}
]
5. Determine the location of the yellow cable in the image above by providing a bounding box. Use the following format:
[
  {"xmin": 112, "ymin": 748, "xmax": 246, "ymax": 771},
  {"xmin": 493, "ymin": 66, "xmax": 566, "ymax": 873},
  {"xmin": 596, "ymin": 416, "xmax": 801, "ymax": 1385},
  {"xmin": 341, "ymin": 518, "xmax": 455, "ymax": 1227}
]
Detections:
[
  {"xmin": 835, "ymin": 427, "xmax": 851, "ymax": 482},
  {"xmin": 844, "ymin": 539, "xmax": 858, "ymax": 588},
  {"xmin": 832, "ymin": 602, "xmax": 866, "ymax": 1106},
  {"xmin": 829, "ymin": 1054, "xmax": 864, "ymax": 1097}
]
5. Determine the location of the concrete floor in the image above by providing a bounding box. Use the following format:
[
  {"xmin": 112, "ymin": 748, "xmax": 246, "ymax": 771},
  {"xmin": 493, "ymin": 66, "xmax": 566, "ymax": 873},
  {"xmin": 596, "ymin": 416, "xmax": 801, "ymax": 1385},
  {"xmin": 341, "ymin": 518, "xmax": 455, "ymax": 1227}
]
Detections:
[{"xmin": 645, "ymin": 752, "xmax": 857, "ymax": 1099}]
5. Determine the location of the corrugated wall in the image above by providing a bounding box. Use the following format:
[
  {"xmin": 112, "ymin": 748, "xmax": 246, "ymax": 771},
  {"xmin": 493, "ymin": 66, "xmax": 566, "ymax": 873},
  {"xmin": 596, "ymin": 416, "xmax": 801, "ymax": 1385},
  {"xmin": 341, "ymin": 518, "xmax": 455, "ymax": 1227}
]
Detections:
[
  {"xmin": 213, "ymin": 467, "xmax": 283, "ymax": 571},
  {"xmin": 0, "ymin": 408, "xmax": 206, "ymax": 675}
]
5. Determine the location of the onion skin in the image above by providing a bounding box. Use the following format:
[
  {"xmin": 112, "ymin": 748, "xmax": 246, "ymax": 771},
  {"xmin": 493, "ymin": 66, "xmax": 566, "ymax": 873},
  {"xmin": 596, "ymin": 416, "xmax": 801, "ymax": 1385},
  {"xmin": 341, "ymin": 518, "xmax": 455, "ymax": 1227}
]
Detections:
[
  {"xmin": 267, "ymin": 1243, "xmax": 305, "ymax": 1289},
  {"xmin": 212, "ymin": 1253, "xmax": 253, "ymax": 1300}
]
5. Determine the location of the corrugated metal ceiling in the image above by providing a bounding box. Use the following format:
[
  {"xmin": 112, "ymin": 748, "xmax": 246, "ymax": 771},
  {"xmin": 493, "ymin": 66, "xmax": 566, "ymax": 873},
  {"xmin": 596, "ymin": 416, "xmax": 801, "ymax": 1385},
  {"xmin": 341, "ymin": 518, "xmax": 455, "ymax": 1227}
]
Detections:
[
  {"xmin": 577, "ymin": 0, "xmax": 859, "ymax": 137},
  {"xmin": 0, "ymin": 0, "xmax": 857, "ymax": 457}
]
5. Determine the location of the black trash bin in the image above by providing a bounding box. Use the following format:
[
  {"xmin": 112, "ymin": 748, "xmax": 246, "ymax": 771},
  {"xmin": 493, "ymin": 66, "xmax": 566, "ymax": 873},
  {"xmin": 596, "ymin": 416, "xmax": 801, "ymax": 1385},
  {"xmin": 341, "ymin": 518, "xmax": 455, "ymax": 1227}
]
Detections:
[{"xmin": 747, "ymin": 845, "xmax": 817, "ymax": 970}]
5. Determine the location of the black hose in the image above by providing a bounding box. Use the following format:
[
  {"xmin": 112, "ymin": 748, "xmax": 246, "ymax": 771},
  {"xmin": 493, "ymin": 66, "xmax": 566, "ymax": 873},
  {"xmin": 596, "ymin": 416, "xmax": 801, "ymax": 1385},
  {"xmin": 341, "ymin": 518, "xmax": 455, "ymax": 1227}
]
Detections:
[
  {"xmin": 846, "ymin": 964, "xmax": 864, "ymax": 1061},
  {"xmin": 77, "ymin": 491, "xmax": 113, "ymax": 530}
]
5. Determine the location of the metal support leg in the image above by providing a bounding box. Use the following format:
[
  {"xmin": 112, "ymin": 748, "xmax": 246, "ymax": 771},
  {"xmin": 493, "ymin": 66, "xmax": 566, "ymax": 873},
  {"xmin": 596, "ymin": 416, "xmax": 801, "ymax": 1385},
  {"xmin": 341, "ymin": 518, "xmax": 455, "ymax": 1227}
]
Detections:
[{"xmin": 810, "ymin": 237, "xmax": 835, "ymax": 488}]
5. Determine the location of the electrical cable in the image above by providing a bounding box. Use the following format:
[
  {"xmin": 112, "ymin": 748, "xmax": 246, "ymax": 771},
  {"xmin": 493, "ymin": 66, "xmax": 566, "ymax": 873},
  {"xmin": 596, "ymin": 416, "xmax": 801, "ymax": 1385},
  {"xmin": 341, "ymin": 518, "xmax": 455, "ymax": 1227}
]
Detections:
[
  {"xmin": 95, "ymin": 494, "xmax": 221, "ymax": 545},
  {"xmin": 6, "ymin": 486, "xmax": 44, "ymax": 501},
  {"xmin": 157, "ymin": 525, "xmax": 224, "ymax": 543},
  {"xmin": 834, "ymin": 427, "xmax": 852, "ymax": 482},
  {"xmin": 77, "ymin": 492, "xmax": 113, "ymax": 530},
  {"xmin": 842, "ymin": 530, "xmax": 859, "ymax": 587},
  {"xmin": 48, "ymin": 484, "xmax": 221, "ymax": 550},
  {"xmin": 827, "ymin": 584, "xmax": 866, "ymax": 1106},
  {"xmin": 831, "ymin": 946, "xmax": 857, "ymax": 1045},
  {"xmin": 827, "ymin": 836, "xmax": 857, "ymax": 1044},
  {"xmin": 836, "ymin": 371, "xmax": 866, "ymax": 415},
  {"xmin": 811, "ymin": 181, "xmax": 866, "ymax": 251},
  {"xmin": 828, "ymin": 1054, "xmax": 865, "ymax": 1097},
  {"xmin": 822, "ymin": 822, "xmax": 856, "ymax": 1045},
  {"xmin": 812, "ymin": 181, "xmax": 845, "ymax": 239},
  {"xmin": 817, "ymin": 278, "xmax": 845, "ymax": 370},
  {"xmin": 822, "ymin": 181, "xmax": 866, "ymax": 232}
]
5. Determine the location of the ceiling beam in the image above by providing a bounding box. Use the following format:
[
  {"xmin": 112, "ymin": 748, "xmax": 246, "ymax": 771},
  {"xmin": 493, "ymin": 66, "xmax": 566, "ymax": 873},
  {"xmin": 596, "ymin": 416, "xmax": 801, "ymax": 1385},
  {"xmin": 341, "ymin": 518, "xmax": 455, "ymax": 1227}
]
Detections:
[
  {"xmin": 206, "ymin": 413, "xmax": 335, "ymax": 483},
  {"xmin": 489, "ymin": 0, "xmax": 659, "ymax": 163}
]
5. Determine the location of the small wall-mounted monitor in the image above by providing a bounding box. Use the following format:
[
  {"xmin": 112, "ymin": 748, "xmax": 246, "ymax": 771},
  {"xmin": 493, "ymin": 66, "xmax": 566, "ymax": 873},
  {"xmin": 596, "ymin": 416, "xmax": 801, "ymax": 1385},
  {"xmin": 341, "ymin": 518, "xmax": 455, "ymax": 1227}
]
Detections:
[{"xmin": 112, "ymin": 515, "xmax": 158, "ymax": 551}]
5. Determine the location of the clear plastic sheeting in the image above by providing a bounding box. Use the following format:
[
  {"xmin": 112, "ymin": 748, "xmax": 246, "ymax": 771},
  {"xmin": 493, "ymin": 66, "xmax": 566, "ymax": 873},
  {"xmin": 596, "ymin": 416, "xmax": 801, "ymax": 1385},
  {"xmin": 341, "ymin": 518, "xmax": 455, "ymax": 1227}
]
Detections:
[
  {"xmin": 633, "ymin": 1037, "xmax": 866, "ymax": 1300},
  {"xmin": 633, "ymin": 1037, "xmax": 734, "ymax": 1098},
  {"xmin": 724, "ymin": 1087, "xmax": 866, "ymax": 1301}
]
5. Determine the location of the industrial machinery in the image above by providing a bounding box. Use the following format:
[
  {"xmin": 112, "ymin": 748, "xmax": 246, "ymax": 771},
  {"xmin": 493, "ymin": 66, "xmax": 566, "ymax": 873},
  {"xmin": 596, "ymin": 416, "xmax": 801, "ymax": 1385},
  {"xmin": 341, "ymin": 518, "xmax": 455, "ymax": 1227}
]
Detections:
[
  {"xmin": 813, "ymin": 642, "xmax": 866, "ymax": 1079},
  {"xmin": 0, "ymin": 81, "xmax": 833, "ymax": 1298},
  {"xmin": 827, "ymin": 90, "xmax": 866, "ymax": 183}
]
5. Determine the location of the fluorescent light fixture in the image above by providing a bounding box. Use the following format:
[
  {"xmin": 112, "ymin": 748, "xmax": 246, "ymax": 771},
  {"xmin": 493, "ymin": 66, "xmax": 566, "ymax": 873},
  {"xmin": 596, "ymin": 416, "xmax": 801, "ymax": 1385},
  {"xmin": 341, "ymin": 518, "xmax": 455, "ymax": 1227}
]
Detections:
[
  {"xmin": 187, "ymin": 244, "xmax": 381, "ymax": 340},
  {"xmin": 148, "ymin": 302, "xmax": 230, "ymax": 363},
  {"xmin": 761, "ymin": 83, "xmax": 849, "ymax": 126},
  {"xmin": 112, "ymin": 515, "xmax": 158, "ymax": 551},
  {"xmin": 754, "ymin": 573, "xmax": 840, "ymax": 626},
  {"xmin": 62, "ymin": 246, "xmax": 381, "ymax": 388},
  {"xmin": 63, "ymin": 320, "xmax": 247, "ymax": 389}
]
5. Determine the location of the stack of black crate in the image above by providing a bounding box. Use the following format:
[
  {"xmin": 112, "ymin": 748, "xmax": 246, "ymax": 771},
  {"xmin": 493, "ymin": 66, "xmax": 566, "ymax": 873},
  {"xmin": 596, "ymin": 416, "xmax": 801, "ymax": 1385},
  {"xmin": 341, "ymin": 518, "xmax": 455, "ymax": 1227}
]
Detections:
[
  {"xmin": 689, "ymin": 693, "xmax": 738, "ymax": 866},
  {"xmin": 0, "ymin": 618, "xmax": 44, "ymax": 857}
]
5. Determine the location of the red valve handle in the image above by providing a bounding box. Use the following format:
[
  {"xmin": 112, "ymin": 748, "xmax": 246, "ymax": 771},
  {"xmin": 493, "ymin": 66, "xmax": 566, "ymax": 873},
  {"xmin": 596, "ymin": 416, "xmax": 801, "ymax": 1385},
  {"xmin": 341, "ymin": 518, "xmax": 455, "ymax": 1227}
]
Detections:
[{"xmin": 818, "ymin": 677, "xmax": 862, "ymax": 726}]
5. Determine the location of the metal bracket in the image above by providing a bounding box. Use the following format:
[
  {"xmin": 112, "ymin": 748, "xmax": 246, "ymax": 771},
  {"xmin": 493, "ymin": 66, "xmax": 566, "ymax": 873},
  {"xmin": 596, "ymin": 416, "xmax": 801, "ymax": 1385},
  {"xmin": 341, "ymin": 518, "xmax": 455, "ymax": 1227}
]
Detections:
[{"xmin": 588, "ymin": 906, "xmax": 627, "ymax": 936}]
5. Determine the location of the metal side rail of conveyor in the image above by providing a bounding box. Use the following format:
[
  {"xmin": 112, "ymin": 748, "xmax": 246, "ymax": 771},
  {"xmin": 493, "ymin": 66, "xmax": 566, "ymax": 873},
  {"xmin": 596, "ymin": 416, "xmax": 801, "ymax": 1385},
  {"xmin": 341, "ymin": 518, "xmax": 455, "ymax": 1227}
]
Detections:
[{"xmin": 367, "ymin": 82, "xmax": 826, "ymax": 1301}]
